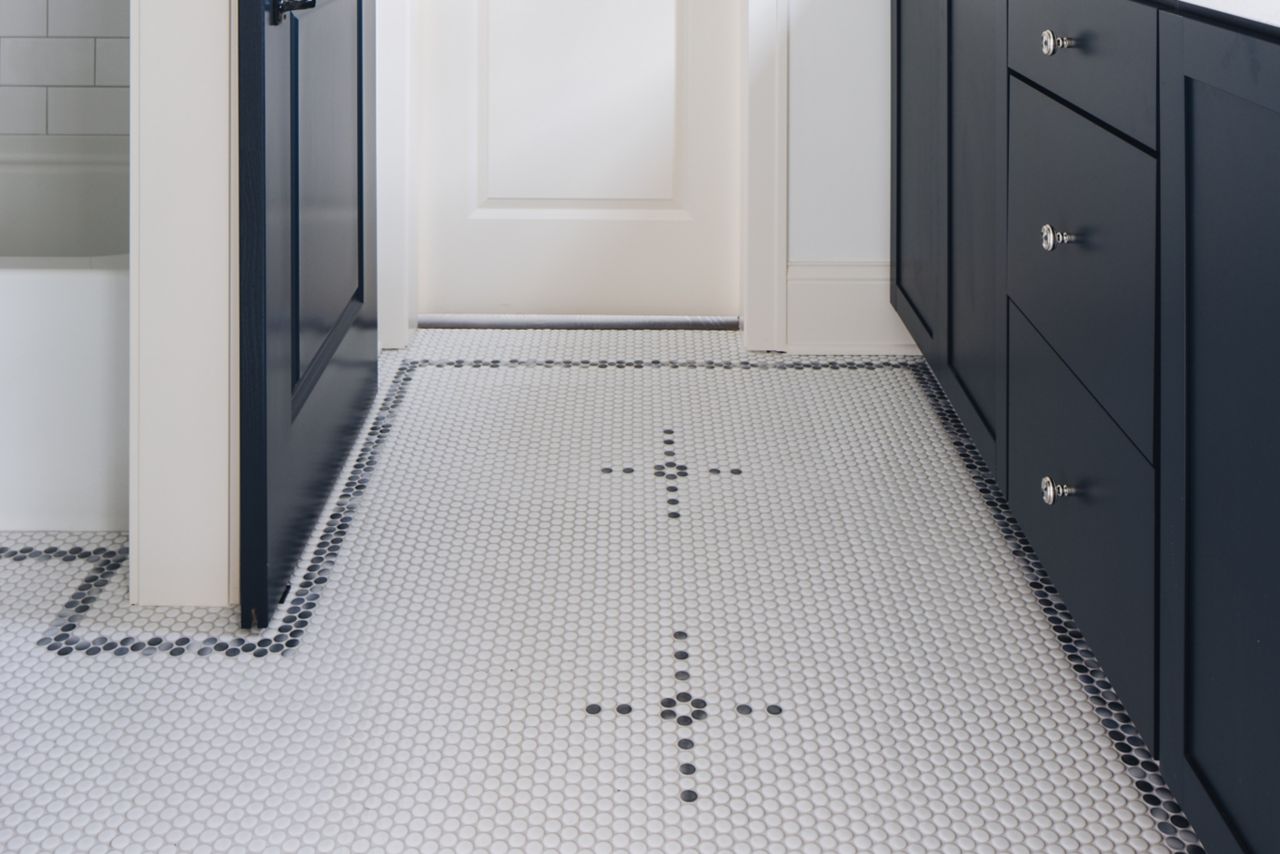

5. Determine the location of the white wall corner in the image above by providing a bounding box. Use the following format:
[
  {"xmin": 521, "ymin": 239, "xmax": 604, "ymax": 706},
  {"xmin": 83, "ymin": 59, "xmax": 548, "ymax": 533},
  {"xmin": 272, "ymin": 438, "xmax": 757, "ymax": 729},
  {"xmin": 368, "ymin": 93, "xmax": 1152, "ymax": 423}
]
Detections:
[{"xmin": 784, "ymin": 262, "xmax": 919, "ymax": 355}]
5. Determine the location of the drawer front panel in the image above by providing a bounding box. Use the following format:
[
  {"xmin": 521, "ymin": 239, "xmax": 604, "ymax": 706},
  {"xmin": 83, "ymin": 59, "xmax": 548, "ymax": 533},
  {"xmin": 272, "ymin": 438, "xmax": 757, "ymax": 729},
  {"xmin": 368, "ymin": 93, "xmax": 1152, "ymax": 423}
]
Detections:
[
  {"xmin": 1008, "ymin": 307, "xmax": 1156, "ymax": 743},
  {"xmin": 1009, "ymin": 0, "xmax": 1157, "ymax": 146},
  {"xmin": 1008, "ymin": 79, "xmax": 1156, "ymax": 460}
]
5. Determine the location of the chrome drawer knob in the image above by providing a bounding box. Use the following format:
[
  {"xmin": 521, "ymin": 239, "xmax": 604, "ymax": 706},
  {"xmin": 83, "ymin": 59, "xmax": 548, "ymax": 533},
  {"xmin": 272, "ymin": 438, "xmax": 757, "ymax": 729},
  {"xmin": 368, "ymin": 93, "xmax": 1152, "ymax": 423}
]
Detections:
[
  {"xmin": 1042, "ymin": 29, "xmax": 1077, "ymax": 56},
  {"xmin": 1041, "ymin": 224, "xmax": 1079, "ymax": 252},
  {"xmin": 1041, "ymin": 475, "xmax": 1078, "ymax": 506}
]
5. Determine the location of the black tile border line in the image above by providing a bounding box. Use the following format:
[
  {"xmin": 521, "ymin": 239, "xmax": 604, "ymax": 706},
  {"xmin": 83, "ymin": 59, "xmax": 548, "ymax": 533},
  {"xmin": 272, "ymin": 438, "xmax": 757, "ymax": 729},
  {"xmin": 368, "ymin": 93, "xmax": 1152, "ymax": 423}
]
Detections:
[
  {"xmin": 8, "ymin": 361, "xmax": 418, "ymax": 661},
  {"xmin": 5, "ymin": 353, "xmax": 1199, "ymax": 849},
  {"xmin": 906, "ymin": 367, "xmax": 1203, "ymax": 853}
]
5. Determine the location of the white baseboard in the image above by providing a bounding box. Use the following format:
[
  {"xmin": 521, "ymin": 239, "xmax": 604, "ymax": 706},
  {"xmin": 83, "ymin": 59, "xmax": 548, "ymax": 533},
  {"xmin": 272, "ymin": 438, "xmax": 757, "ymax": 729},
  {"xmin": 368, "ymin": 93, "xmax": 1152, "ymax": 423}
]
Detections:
[{"xmin": 783, "ymin": 262, "xmax": 919, "ymax": 355}]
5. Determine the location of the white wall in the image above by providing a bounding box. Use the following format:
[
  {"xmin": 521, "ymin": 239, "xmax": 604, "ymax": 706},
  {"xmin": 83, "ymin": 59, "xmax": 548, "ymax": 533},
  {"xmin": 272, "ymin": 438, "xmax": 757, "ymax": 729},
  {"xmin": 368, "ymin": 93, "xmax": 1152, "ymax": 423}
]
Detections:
[
  {"xmin": 782, "ymin": 0, "xmax": 913, "ymax": 354},
  {"xmin": 129, "ymin": 0, "xmax": 236, "ymax": 607},
  {"xmin": 0, "ymin": 257, "xmax": 128, "ymax": 531},
  {"xmin": 788, "ymin": 0, "xmax": 888, "ymax": 263},
  {"xmin": 0, "ymin": 0, "xmax": 129, "ymax": 136}
]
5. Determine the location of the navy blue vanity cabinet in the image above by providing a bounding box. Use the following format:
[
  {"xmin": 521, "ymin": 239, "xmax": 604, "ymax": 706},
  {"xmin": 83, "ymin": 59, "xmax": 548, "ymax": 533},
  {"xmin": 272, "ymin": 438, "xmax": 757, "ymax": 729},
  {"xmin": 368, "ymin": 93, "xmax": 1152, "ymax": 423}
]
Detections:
[
  {"xmin": 892, "ymin": 0, "xmax": 1008, "ymax": 484},
  {"xmin": 894, "ymin": 3, "xmax": 1278, "ymax": 845},
  {"xmin": 1158, "ymin": 13, "xmax": 1280, "ymax": 854},
  {"xmin": 1005, "ymin": 0, "xmax": 1161, "ymax": 751}
]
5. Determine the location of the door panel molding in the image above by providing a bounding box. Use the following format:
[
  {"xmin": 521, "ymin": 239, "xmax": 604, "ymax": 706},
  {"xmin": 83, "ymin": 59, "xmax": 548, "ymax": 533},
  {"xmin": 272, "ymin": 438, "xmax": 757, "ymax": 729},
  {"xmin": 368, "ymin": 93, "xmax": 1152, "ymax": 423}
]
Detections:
[
  {"xmin": 480, "ymin": 0, "xmax": 682, "ymax": 207},
  {"xmin": 421, "ymin": 0, "xmax": 743, "ymax": 317}
]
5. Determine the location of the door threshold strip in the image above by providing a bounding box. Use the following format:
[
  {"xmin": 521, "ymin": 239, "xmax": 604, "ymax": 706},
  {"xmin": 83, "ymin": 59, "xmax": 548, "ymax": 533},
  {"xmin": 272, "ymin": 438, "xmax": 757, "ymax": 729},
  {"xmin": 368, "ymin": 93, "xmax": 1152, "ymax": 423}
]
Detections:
[{"xmin": 418, "ymin": 314, "xmax": 741, "ymax": 331}]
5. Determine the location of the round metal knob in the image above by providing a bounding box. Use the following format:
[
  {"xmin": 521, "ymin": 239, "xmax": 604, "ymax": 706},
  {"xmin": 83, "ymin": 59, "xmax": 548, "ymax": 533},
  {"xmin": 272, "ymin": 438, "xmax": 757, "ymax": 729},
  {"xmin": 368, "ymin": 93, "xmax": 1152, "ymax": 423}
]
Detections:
[
  {"xmin": 1041, "ymin": 29, "xmax": 1077, "ymax": 56},
  {"xmin": 1041, "ymin": 475, "xmax": 1078, "ymax": 506},
  {"xmin": 1041, "ymin": 224, "xmax": 1079, "ymax": 252}
]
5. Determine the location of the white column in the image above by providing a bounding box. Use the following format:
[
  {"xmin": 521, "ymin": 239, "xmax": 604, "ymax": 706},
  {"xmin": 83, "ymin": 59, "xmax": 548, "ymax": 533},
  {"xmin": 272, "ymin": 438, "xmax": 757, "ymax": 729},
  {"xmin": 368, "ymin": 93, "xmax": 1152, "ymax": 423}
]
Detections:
[{"xmin": 129, "ymin": 0, "xmax": 237, "ymax": 607}]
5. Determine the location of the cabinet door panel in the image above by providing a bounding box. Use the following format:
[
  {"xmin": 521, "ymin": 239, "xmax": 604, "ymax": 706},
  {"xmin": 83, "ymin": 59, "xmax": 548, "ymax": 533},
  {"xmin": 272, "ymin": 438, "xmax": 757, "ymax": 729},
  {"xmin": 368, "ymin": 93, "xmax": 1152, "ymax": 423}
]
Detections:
[
  {"xmin": 892, "ymin": 0, "xmax": 948, "ymax": 357},
  {"xmin": 1160, "ymin": 14, "xmax": 1280, "ymax": 854},
  {"xmin": 1008, "ymin": 308, "xmax": 1156, "ymax": 743},
  {"xmin": 949, "ymin": 0, "xmax": 1006, "ymax": 443}
]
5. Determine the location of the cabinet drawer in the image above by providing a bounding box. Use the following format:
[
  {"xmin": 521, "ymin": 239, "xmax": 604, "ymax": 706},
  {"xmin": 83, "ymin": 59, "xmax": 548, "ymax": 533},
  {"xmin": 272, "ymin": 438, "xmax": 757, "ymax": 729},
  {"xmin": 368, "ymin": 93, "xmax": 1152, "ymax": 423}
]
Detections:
[
  {"xmin": 1009, "ymin": 0, "xmax": 1157, "ymax": 147},
  {"xmin": 1008, "ymin": 79, "xmax": 1156, "ymax": 460},
  {"xmin": 1008, "ymin": 307, "xmax": 1156, "ymax": 744}
]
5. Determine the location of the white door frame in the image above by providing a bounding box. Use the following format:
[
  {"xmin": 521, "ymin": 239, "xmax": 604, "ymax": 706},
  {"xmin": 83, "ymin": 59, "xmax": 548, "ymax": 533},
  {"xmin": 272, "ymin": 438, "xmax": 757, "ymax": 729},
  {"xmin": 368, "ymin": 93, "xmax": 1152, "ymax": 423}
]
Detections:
[
  {"xmin": 741, "ymin": 0, "xmax": 789, "ymax": 351},
  {"xmin": 375, "ymin": 0, "xmax": 791, "ymax": 350},
  {"xmin": 375, "ymin": 0, "xmax": 418, "ymax": 350},
  {"xmin": 130, "ymin": 0, "xmax": 239, "ymax": 606}
]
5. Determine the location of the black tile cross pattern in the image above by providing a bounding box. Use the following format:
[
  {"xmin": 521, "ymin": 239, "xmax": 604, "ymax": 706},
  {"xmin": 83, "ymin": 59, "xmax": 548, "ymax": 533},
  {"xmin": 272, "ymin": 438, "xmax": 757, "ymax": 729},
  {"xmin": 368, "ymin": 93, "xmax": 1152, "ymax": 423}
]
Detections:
[
  {"xmin": 585, "ymin": 631, "xmax": 783, "ymax": 804},
  {"xmin": 601, "ymin": 429, "xmax": 743, "ymax": 520}
]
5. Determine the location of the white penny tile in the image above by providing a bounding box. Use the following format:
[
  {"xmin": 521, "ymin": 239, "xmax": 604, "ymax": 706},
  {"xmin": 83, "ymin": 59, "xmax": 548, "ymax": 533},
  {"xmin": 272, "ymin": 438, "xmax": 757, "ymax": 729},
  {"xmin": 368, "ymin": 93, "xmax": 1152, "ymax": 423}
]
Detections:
[{"xmin": 0, "ymin": 331, "xmax": 1201, "ymax": 852}]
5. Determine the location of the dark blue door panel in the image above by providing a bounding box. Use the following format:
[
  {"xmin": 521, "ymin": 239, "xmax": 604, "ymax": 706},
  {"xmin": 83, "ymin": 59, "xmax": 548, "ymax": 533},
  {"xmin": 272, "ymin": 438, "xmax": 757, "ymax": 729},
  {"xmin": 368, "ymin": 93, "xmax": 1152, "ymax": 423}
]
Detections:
[
  {"xmin": 239, "ymin": 0, "xmax": 377, "ymax": 629},
  {"xmin": 1160, "ymin": 13, "xmax": 1280, "ymax": 854}
]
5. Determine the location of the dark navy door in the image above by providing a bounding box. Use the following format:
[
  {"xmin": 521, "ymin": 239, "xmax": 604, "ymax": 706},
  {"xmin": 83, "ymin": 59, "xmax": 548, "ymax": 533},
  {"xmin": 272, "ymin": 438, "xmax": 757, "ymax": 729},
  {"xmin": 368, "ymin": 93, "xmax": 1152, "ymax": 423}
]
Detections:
[{"xmin": 238, "ymin": 0, "xmax": 377, "ymax": 628}]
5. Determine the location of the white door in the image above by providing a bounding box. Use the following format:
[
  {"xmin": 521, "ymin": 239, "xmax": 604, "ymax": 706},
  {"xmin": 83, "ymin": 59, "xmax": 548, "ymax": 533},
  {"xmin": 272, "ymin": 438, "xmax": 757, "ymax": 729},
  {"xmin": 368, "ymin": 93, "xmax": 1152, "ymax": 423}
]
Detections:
[{"xmin": 419, "ymin": 0, "xmax": 743, "ymax": 316}]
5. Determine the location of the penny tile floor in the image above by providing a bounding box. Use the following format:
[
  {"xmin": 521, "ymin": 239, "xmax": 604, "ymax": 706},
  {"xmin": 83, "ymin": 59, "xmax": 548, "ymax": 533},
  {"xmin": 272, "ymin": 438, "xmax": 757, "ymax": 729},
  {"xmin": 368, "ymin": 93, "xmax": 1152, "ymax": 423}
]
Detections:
[{"xmin": 0, "ymin": 331, "xmax": 1199, "ymax": 852}]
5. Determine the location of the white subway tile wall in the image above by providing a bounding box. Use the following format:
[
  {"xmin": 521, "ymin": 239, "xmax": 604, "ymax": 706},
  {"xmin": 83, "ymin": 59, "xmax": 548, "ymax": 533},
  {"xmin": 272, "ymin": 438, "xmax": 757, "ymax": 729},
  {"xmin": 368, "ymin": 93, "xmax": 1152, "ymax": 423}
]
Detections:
[
  {"xmin": 0, "ymin": 84, "xmax": 43, "ymax": 133},
  {"xmin": 93, "ymin": 34, "xmax": 125, "ymax": 85},
  {"xmin": 0, "ymin": 0, "xmax": 46, "ymax": 37},
  {"xmin": 0, "ymin": 0, "xmax": 128, "ymax": 135},
  {"xmin": 48, "ymin": 0, "xmax": 126, "ymax": 37}
]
